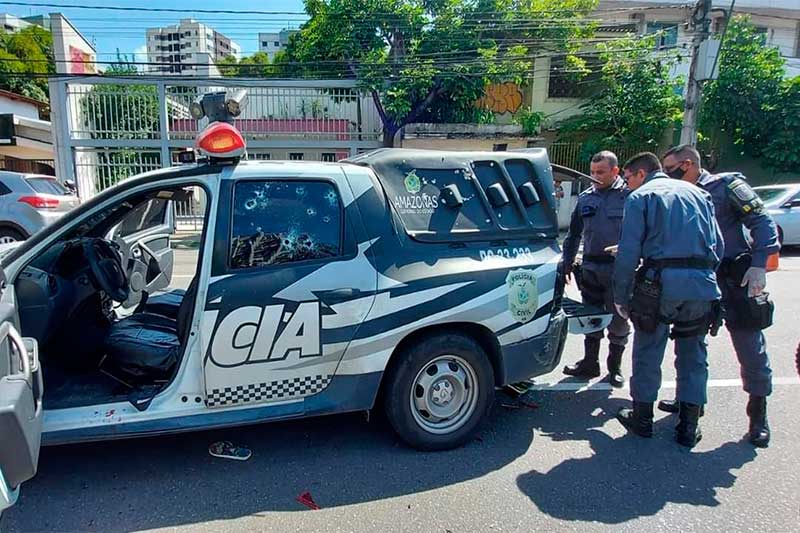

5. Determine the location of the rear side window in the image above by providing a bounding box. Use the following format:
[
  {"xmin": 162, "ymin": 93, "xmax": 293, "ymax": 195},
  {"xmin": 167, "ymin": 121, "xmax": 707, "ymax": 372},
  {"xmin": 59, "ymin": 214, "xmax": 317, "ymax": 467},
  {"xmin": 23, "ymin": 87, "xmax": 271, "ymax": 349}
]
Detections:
[
  {"xmin": 0, "ymin": 180, "xmax": 11, "ymax": 196},
  {"xmin": 381, "ymin": 160, "xmax": 551, "ymax": 238},
  {"xmin": 229, "ymin": 180, "xmax": 342, "ymax": 270},
  {"xmin": 25, "ymin": 178, "xmax": 69, "ymax": 195},
  {"xmin": 383, "ymin": 168, "xmax": 494, "ymax": 234}
]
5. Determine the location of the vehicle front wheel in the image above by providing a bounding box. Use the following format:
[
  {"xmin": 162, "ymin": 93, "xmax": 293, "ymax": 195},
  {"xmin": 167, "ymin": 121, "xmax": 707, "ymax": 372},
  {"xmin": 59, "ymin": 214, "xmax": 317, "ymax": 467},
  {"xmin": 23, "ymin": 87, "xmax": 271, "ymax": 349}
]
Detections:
[
  {"xmin": 383, "ymin": 333, "xmax": 494, "ymax": 451},
  {"xmin": 0, "ymin": 227, "xmax": 25, "ymax": 244}
]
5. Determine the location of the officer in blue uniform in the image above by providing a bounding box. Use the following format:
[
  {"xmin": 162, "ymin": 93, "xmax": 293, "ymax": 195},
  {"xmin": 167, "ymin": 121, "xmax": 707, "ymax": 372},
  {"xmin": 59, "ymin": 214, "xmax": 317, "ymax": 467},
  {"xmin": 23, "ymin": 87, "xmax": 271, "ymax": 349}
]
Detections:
[
  {"xmin": 613, "ymin": 152, "xmax": 724, "ymax": 448},
  {"xmin": 662, "ymin": 144, "xmax": 780, "ymax": 447},
  {"xmin": 561, "ymin": 151, "xmax": 631, "ymax": 387}
]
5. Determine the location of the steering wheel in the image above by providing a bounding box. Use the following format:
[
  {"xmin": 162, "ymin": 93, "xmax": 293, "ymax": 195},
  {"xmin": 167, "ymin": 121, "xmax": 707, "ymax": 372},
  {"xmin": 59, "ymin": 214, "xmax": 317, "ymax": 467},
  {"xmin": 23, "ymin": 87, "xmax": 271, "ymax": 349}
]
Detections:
[{"xmin": 83, "ymin": 238, "xmax": 130, "ymax": 302}]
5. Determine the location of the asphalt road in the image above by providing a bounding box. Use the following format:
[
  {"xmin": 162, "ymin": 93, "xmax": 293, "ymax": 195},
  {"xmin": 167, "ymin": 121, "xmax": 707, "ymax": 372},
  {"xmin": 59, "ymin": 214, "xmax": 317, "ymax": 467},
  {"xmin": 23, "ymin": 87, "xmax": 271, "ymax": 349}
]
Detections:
[{"xmin": 3, "ymin": 248, "xmax": 800, "ymax": 532}]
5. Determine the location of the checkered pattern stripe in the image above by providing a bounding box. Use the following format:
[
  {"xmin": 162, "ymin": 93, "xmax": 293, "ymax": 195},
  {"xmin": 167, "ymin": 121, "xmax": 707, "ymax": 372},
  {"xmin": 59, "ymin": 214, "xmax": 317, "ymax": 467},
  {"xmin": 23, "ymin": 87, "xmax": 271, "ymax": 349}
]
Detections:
[{"xmin": 206, "ymin": 374, "xmax": 331, "ymax": 408}]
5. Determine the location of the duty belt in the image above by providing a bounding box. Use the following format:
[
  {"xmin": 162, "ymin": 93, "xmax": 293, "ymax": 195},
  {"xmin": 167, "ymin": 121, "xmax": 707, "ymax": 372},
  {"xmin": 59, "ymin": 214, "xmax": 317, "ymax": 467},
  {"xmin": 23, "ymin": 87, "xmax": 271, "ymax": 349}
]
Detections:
[
  {"xmin": 643, "ymin": 257, "xmax": 716, "ymax": 270},
  {"xmin": 582, "ymin": 254, "xmax": 615, "ymax": 264}
]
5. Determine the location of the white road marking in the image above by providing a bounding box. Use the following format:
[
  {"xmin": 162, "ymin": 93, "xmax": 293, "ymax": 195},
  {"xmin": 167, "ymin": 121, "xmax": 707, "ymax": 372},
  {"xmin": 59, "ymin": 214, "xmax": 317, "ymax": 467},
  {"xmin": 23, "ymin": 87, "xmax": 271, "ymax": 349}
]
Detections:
[
  {"xmin": 527, "ymin": 376, "xmax": 800, "ymax": 392},
  {"xmin": 172, "ymin": 274, "xmax": 194, "ymax": 278}
]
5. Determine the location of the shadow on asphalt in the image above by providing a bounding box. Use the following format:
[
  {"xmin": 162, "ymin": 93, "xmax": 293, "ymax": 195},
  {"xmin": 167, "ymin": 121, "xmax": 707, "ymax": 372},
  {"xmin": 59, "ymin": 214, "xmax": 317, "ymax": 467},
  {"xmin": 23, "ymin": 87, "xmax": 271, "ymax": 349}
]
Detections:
[
  {"xmin": 516, "ymin": 383, "xmax": 758, "ymax": 524},
  {"xmin": 3, "ymin": 382, "xmax": 762, "ymax": 531},
  {"xmin": 3, "ymin": 400, "xmax": 535, "ymax": 532}
]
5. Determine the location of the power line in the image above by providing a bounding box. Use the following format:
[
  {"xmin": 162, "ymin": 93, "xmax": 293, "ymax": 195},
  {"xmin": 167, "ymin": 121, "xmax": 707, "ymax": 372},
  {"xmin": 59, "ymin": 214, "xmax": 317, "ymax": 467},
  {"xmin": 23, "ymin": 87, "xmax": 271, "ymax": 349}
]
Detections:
[
  {"xmin": 0, "ymin": 1, "xmax": 693, "ymax": 16},
  {"xmin": 0, "ymin": 53, "xmax": 691, "ymax": 83},
  {"xmin": 0, "ymin": 44, "xmax": 687, "ymax": 70}
]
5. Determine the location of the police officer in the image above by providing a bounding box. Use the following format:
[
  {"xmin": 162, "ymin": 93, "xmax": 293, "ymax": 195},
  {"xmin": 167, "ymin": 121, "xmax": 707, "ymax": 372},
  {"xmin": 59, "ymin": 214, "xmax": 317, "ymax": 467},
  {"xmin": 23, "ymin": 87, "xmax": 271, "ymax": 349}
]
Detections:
[
  {"xmin": 613, "ymin": 152, "xmax": 724, "ymax": 448},
  {"xmin": 661, "ymin": 144, "xmax": 780, "ymax": 448},
  {"xmin": 561, "ymin": 151, "xmax": 631, "ymax": 387}
]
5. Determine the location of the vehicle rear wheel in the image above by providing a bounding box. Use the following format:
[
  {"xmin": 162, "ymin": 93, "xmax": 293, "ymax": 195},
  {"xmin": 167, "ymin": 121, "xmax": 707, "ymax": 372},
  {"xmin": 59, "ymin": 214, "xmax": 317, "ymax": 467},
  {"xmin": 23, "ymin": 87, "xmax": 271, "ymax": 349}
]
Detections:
[
  {"xmin": 383, "ymin": 333, "xmax": 494, "ymax": 451},
  {"xmin": 777, "ymin": 226, "xmax": 784, "ymax": 246},
  {"xmin": 0, "ymin": 227, "xmax": 25, "ymax": 244}
]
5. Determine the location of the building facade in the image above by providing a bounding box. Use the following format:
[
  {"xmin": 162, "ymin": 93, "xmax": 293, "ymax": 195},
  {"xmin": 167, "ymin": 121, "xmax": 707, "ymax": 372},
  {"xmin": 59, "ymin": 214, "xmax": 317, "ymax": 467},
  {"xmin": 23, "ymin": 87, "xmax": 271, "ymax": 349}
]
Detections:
[
  {"xmin": 146, "ymin": 19, "xmax": 241, "ymax": 76},
  {"xmin": 258, "ymin": 29, "xmax": 298, "ymax": 60}
]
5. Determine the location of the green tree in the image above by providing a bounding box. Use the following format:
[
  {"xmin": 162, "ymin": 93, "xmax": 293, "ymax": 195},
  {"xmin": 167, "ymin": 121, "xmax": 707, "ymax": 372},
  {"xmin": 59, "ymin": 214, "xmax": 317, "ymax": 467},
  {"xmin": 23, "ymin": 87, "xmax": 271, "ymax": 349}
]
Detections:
[
  {"xmin": 0, "ymin": 25, "xmax": 55, "ymax": 102},
  {"xmin": 557, "ymin": 36, "xmax": 684, "ymax": 155},
  {"xmin": 699, "ymin": 15, "xmax": 799, "ymax": 172},
  {"xmin": 285, "ymin": 0, "xmax": 598, "ymax": 146},
  {"xmin": 219, "ymin": 51, "xmax": 272, "ymax": 77}
]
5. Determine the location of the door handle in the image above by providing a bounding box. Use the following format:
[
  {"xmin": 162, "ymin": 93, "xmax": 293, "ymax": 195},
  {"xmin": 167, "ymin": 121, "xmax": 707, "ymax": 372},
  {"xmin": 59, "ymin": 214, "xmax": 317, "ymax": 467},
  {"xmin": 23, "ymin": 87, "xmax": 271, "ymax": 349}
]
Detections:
[
  {"xmin": 0, "ymin": 322, "xmax": 29, "ymax": 382},
  {"xmin": 325, "ymin": 288, "xmax": 362, "ymax": 303}
]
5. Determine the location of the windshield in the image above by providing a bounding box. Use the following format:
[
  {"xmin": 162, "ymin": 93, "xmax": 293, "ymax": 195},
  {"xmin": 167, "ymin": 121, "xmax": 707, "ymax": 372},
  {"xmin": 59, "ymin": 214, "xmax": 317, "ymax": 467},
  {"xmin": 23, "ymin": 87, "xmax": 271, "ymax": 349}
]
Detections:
[
  {"xmin": 26, "ymin": 177, "xmax": 70, "ymax": 195},
  {"xmin": 754, "ymin": 188, "xmax": 791, "ymax": 203}
]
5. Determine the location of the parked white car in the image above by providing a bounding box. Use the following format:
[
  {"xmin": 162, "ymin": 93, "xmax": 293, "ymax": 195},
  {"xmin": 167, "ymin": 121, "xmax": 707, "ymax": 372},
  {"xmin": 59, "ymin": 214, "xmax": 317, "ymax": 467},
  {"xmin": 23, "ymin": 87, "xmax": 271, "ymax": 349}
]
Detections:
[{"xmin": 753, "ymin": 183, "xmax": 800, "ymax": 246}]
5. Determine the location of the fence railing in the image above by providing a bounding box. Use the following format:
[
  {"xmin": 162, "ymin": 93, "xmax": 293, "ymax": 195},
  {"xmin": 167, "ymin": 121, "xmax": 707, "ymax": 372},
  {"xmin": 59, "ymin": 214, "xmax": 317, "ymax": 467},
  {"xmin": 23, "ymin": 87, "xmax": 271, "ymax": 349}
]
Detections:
[
  {"xmin": 547, "ymin": 142, "xmax": 653, "ymax": 175},
  {"xmin": 51, "ymin": 77, "xmax": 386, "ymax": 201}
]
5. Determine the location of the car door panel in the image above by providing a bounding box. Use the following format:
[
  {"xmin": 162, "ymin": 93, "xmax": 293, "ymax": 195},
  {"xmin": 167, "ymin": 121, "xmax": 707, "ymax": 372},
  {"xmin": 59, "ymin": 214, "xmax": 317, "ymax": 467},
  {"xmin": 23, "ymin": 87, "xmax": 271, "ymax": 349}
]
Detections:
[
  {"xmin": 0, "ymin": 301, "xmax": 43, "ymax": 512},
  {"xmin": 113, "ymin": 198, "xmax": 176, "ymax": 307},
  {"xmin": 202, "ymin": 176, "xmax": 376, "ymax": 409}
]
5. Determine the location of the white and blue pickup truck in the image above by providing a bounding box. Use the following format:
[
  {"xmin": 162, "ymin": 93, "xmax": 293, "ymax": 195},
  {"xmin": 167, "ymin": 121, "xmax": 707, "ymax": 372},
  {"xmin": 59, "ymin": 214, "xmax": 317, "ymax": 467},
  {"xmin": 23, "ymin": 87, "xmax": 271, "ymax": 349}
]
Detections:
[{"xmin": 0, "ymin": 117, "xmax": 610, "ymax": 512}]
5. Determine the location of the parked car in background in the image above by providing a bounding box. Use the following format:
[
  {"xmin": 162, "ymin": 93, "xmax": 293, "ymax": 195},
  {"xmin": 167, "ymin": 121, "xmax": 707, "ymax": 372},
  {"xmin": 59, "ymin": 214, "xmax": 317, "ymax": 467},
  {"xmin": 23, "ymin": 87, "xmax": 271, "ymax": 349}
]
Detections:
[
  {"xmin": 753, "ymin": 183, "xmax": 800, "ymax": 247},
  {"xmin": 0, "ymin": 171, "xmax": 80, "ymax": 243}
]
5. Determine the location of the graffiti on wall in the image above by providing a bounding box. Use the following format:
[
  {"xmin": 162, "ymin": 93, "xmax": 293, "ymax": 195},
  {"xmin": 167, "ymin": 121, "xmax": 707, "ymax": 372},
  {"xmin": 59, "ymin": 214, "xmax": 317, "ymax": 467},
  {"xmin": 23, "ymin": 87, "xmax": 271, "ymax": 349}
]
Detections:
[{"xmin": 475, "ymin": 82, "xmax": 524, "ymax": 114}]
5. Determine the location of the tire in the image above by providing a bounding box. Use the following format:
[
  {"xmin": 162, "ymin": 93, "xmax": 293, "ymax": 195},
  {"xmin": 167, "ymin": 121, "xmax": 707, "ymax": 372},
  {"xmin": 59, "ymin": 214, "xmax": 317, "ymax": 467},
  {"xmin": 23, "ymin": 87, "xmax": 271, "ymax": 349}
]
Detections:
[
  {"xmin": 0, "ymin": 227, "xmax": 25, "ymax": 244},
  {"xmin": 383, "ymin": 332, "xmax": 495, "ymax": 451},
  {"xmin": 777, "ymin": 226, "xmax": 784, "ymax": 246}
]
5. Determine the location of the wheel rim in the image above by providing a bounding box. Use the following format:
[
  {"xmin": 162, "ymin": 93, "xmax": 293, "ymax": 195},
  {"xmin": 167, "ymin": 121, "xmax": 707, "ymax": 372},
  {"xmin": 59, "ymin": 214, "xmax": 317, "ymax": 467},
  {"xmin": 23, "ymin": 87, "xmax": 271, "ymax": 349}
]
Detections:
[
  {"xmin": 409, "ymin": 355, "xmax": 479, "ymax": 435},
  {"xmin": 0, "ymin": 235, "xmax": 17, "ymax": 244}
]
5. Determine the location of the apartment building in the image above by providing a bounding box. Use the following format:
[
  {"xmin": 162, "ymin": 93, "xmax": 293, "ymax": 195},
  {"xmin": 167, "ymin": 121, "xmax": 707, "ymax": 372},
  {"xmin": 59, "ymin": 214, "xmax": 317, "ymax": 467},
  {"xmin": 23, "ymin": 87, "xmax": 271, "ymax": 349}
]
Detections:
[{"xmin": 146, "ymin": 19, "xmax": 241, "ymax": 75}]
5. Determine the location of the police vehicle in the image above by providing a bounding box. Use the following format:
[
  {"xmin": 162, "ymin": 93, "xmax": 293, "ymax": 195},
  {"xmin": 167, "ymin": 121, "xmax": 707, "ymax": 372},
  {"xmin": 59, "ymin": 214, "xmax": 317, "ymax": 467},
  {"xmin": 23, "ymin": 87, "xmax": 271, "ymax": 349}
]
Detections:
[{"xmin": 0, "ymin": 91, "xmax": 610, "ymax": 511}]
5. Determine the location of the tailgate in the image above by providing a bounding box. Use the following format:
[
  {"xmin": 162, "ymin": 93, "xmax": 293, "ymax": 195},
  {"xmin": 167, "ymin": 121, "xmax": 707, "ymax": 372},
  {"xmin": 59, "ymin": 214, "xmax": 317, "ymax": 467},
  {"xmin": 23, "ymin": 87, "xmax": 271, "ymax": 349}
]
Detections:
[{"xmin": 562, "ymin": 297, "xmax": 613, "ymax": 335}]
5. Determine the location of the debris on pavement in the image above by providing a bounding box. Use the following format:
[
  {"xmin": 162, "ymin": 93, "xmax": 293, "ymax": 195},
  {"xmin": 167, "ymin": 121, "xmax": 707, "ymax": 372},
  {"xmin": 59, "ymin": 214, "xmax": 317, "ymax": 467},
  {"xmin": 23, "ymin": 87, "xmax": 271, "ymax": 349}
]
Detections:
[
  {"xmin": 208, "ymin": 441, "xmax": 252, "ymax": 461},
  {"xmin": 296, "ymin": 491, "xmax": 321, "ymax": 510}
]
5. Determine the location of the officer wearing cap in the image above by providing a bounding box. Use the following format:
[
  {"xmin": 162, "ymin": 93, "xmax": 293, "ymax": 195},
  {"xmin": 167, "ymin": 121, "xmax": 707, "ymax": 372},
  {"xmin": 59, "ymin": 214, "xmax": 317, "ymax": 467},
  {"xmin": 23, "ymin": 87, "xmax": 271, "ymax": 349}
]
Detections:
[
  {"xmin": 661, "ymin": 144, "xmax": 780, "ymax": 448},
  {"xmin": 613, "ymin": 152, "xmax": 723, "ymax": 448},
  {"xmin": 561, "ymin": 151, "xmax": 630, "ymax": 387}
]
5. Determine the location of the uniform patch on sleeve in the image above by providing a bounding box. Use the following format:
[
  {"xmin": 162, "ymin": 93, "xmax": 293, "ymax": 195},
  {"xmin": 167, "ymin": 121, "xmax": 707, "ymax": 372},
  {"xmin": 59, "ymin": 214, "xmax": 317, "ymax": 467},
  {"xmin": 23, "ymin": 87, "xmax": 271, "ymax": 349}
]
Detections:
[
  {"xmin": 728, "ymin": 179, "xmax": 756, "ymax": 202},
  {"xmin": 726, "ymin": 178, "xmax": 763, "ymax": 215}
]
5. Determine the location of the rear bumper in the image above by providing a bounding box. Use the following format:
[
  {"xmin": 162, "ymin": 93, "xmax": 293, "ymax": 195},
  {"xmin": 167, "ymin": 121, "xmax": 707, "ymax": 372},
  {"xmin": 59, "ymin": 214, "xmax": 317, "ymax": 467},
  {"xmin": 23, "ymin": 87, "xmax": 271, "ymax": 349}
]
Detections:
[{"xmin": 497, "ymin": 310, "xmax": 568, "ymax": 384}]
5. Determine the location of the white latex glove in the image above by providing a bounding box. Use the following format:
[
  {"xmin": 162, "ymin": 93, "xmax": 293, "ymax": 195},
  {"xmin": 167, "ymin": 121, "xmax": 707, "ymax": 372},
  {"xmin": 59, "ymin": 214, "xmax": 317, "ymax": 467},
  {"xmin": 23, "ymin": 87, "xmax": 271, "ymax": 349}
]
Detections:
[
  {"xmin": 741, "ymin": 267, "xmax": 767, "ymax": 298},
  {"xmin": 614, "ymin": 303, "xmax": 630, "ymax": 320}
]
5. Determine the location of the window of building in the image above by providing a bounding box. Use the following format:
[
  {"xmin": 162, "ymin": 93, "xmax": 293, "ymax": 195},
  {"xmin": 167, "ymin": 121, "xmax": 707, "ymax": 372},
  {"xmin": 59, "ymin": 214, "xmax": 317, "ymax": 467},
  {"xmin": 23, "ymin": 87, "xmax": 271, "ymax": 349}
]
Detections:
[
  {"xmin": 229, "ymin": 180, "xmax": 342, "ymax": 269},
  {"xmin": 547, "ymin": 57, "xmax": 602, "ymax": 99},
  {"xmin": 289, "ymin": 153, "xmax": 304, "ymax": 161},
  {"xmin": 321, "ymin": 153, "xmax": 337, "ymax": 162},
  {"xmin": 262, "ymin": 41, "xmax": 269, "ymax": 47},
  {"xmin": 647, "ymin": 21, "xmax": 679, "ymax": 49},
  {"xmin": 274, "ymin": 41, "xmax": 280, "ymax": 47}
]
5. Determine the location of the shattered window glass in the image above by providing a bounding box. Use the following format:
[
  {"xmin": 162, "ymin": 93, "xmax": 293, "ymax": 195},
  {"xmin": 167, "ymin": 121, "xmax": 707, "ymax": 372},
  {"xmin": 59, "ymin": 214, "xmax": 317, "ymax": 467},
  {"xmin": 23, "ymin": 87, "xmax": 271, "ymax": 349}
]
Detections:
[{"xmin": 230, "ymin": 180, "xmax": 341, "ymax": 269}]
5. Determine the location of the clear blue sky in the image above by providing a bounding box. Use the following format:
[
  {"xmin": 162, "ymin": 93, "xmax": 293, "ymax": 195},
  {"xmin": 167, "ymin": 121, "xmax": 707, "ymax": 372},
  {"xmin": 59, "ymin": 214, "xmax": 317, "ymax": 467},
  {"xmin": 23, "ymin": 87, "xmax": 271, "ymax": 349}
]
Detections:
[{"xmin": 3, "ymin": 0, "xmax": 308, "ymax": 62}]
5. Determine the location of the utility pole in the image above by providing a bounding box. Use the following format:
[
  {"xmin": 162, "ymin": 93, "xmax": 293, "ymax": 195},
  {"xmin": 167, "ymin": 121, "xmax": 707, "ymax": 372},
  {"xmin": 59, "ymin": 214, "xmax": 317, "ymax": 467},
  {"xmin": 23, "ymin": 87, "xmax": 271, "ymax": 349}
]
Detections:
[{"xmin": 680, "ymin": 0, "xmax": 713, "ymax": 146}]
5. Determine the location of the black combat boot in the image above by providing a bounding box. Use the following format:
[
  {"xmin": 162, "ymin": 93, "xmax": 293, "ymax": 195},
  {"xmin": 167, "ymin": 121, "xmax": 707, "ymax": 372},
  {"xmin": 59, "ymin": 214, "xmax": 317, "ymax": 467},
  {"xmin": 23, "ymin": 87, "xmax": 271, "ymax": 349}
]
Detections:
[
  {"xmin": 746, "ymin": 395, "xmax": 770, "ymax": 448},
  {"xmin": 616, "ymin": 402, "xmax": 654, "ymax": 438},
  {"xmin": 675, "ymin": 402, "xmax": 703, "ymax": 448},
  {"xmin": 657, "ymin": 398, "xmax": 679, "ymax": 413},
  {"xmin": 659, "ymin": 398, "xmax": 705, "ymax": 416},
  {"xmin": 606, "ymin": 344, "xmax": 625, "ymax": 388},
  {"xmin": 563, "ymin": 337, "xmax": 601, "ymax": 378}
]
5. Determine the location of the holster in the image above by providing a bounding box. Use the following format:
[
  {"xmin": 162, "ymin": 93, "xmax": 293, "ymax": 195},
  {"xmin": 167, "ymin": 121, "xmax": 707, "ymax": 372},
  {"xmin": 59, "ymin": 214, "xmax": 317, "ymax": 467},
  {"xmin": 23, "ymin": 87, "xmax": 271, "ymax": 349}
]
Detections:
[
  {"xmin": 720, "ymin": 253, "xmax": 774, "ymax": 331},
  {"xmin": 630, "ymin": 267, "xmax": 662, "ymax": 333}
]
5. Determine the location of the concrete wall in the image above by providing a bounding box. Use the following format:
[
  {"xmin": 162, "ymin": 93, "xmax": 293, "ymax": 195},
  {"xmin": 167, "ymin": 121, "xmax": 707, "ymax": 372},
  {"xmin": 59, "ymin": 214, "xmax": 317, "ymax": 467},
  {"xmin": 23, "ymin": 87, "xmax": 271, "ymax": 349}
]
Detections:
[{"xmin": 0, "ymin": 96, "xmax": 40, "ymax": 119}]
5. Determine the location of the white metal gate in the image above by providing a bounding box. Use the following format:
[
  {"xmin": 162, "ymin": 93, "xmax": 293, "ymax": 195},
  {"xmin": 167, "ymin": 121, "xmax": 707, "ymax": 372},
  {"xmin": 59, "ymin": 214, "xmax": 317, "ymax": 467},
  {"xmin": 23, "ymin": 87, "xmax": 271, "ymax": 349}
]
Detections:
[{"xmin": 49, "ymin": 77, "xmax": 384, "ymax": 203}]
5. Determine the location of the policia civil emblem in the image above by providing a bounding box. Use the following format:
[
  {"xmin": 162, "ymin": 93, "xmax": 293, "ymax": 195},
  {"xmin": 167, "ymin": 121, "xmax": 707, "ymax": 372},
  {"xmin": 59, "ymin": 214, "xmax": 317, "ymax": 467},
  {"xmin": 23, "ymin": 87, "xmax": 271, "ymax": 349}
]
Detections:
[{"xmin": 506, "ymin": 269, "xmax": 539, "ymax": 323}]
